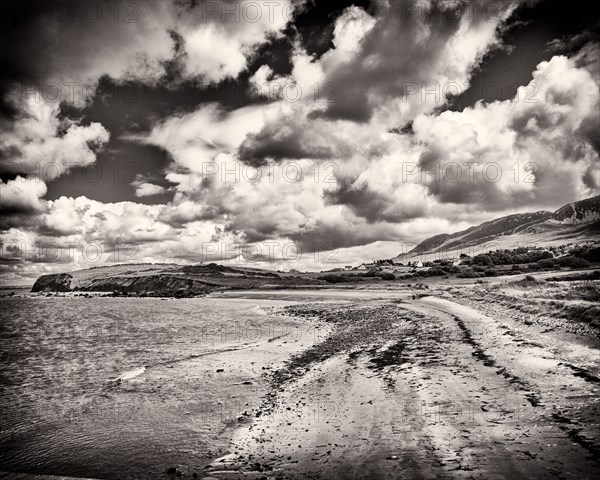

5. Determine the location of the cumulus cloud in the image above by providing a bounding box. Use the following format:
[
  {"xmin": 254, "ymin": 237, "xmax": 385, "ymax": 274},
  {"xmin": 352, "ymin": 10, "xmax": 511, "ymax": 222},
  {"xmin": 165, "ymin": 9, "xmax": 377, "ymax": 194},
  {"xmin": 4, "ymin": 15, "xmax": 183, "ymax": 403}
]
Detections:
[
  {"xmin": 412, "ymin": 54, "xmax": 600, "ymax": 210},
  {"xmin": 133, "ymin": 182, "xmax": 167, "ymax": 197},
  {"xmin": 0, "ymin": 94, "xmax": 109, "ymax": 231},
  {"xmin": 330, "ymin": 5, "xmax": 377, "ymax": 54},
  {"xmin": 1, "ymin": 1, "xmax": 176, "ymax": 108},
  {"xmin": 237, "ymin": 0, "xmax": 518, "ymax": 164},
  {"xmin": 179, "ymin": 0, "xmax": 296, "ymax": 83},
  {"xmin": 314, "ymin": 0, "xmax": 516, "ymax": 123},
  {"xmin": 3, "ymin": 0, "xmax": 600, "ymax": 282},
  {"xmin": 0, "ymin": 176, "xmax": 47, "ymax": 216},
  {"xmin": 248, "ymin": 65, "xmax": 289, "ymax": 100},
  {"xmin": 147, "ymin": 102, "xmax": 271, "ymax": 171},
  {"xmin": 0, "ymin": 95, "xmax": 110, "ymax": 181},
  {"xmin": 146, "ymin": 51, "xmax": 598, "ymax": 263},
  {"xmin": 2, "ymin": 0, "xmax": 298, "ymax": 109}
]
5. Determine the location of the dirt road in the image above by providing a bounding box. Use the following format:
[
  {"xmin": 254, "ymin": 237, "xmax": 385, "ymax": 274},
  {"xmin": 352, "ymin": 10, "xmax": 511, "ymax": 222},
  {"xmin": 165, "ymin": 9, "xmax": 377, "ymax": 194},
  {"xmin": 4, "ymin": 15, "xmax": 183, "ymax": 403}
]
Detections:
[{"xmin": 202, "ymin": 293, "xmax": 600, "ymax": 480}]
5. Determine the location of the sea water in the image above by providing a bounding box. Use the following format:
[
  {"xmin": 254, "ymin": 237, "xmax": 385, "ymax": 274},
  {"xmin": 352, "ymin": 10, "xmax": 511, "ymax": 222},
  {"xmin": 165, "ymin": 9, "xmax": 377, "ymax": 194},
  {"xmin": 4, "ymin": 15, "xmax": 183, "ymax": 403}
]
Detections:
[{"xmin": 0, "ymin": 295, "xmax": 313, "ymax": 479}]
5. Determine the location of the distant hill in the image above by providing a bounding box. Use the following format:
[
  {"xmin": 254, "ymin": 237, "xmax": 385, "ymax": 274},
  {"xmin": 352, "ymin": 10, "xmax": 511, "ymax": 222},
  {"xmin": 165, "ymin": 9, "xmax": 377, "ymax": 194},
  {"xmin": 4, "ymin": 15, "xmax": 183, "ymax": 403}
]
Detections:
[
  {"xmin": 31, "ymin": 263, "xmax": 315, "ymax": 296},
  {"xmin": 395, "ymin": 195, "xmax": 600, "ymax": 261},
  {"xmin": 552, "ymin": 196, "xmax": 600, "ymax": 225}
]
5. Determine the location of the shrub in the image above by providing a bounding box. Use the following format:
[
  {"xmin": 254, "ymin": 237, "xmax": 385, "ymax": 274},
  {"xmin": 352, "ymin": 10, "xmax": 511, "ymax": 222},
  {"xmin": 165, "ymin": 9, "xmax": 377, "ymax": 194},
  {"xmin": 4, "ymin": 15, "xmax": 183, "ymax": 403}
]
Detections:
[
  {"xmin": 571, "ymin": 246, "xmax": 600, "ymax": 263},
  {"xmin": 546, "ymin": 270, "xmax": 600, "ymax": 282},
  {"xmin": 474, "ymin": 248, "xmax": 554, "ymax": 266},
  {"xmin": 425, "ymin": 268, "xmax": 447, "ymax": 277},
  {"xmin": 320, "ymin": 274, "xmax": 351, "ymax": 283},
  {"xmin": 382, "ymin": 272, "xmax": 396, "ymax": 280},
  {"xmin": 555, "ymin": 256, "xmax": 591, "ymax": 269},
  {"xmin": 472, "ymin": 254, "xmax": 494, "ymax": 267},
  {"xmin": 457, "ymin": 271, "xmax": 484, "ymax": 278},
  {"xmin": 537, "ymin": 258, "xmax": 556, "ymax": 269}
]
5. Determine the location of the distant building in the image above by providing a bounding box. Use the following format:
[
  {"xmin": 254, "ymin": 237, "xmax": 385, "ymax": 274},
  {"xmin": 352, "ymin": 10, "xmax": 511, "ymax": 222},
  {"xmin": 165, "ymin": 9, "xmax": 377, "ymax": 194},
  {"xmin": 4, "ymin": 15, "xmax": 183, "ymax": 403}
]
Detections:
[{"xmin": 358, "ymin": 263, "xmax": 379, "ymax": 270}]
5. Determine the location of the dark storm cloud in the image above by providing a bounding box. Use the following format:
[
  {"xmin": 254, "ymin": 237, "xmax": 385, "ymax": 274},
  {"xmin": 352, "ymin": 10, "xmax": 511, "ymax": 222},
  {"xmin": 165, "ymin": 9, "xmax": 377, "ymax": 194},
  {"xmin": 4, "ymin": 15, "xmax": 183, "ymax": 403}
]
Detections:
[
  {"xmin": 0, "ymin": 0, "xmax": 60, "ymax": 117},
  {"xmin": 0, "ymin": 0, "xmax": 177, "ymax": 116},
  {"xmin": 225, "ymin": 223, "xmax": 282, "ymax": 244},
  {"xmin": 248, "ymin": 35, "xmax": 296, "ymax": 77},
  {"xmin": 236, "ymin": 111, "xmax": 390, "ymax": 166},
  {"xmin": 287, "ymin": 220, "xmax": 397, "ymax": 253},
  {"xmin": 0, "ymin": 209, "xmax": 45, "ymax": 231},
  {"xmin": 325, "ymin": 180, "xmax": 426, "ymax": 223},
  {"xmin": 238, "ymin": 122, "xmax": 338, "ymax": 165}
]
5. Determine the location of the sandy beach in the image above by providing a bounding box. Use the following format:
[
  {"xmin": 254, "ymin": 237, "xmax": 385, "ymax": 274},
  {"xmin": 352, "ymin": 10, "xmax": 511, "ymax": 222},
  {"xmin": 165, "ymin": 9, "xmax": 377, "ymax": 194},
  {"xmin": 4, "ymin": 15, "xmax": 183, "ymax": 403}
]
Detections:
[
  {"xmin": 201, "ymin": 284, "xmax": 600, "ymax": 479},
  {"xmin": 1, "ymin": 279, "xmax": 598, "ymax": 479}
]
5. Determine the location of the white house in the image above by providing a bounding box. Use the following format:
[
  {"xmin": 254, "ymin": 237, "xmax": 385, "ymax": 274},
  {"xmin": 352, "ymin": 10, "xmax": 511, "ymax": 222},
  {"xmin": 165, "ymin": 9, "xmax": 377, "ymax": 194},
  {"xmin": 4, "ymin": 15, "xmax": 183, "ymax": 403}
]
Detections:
[{"xmin": 358, "ymin": 263, "xmax": 379, "ymax": 270}]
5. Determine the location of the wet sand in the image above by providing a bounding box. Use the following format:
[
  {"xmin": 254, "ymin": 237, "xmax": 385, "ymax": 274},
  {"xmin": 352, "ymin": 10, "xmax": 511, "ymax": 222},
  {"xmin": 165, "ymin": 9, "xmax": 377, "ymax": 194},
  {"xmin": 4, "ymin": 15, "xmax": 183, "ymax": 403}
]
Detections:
[{"xmin": 203, "ymin": 287, "xmax": 600, "ymax": 479}]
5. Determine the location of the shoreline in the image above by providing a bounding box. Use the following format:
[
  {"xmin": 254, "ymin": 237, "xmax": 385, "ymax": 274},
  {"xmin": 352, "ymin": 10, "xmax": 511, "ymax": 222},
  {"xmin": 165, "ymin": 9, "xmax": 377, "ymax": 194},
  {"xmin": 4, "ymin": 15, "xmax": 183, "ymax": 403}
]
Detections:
[{"xmin": 0, "ymin": 296, "xmax": 332, "ymax": 480}]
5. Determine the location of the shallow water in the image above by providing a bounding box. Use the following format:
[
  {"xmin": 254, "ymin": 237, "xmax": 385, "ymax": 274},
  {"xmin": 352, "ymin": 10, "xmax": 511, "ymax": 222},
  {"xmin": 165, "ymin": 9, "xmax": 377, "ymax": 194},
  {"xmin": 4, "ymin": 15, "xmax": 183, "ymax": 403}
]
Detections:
[{"xmin": 0, "ymin": 296, "xmax": 315, "ymax": 479}]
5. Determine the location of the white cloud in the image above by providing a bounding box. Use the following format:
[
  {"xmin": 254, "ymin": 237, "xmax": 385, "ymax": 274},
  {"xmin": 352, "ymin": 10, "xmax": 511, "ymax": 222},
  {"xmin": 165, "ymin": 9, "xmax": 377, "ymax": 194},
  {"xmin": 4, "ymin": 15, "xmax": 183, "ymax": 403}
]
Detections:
[
  {"xmin": 310, "ymin": 1, "xmax": 517, "ymax": 123},
  {"xmin": 147, "ymin": 102, "xmax": 278, "ymax": 172},
  {"xmin": 0, "ymin": 176, "xmax": 47, "ymax": 214},
  {"xmin": 412, "ymin": 55, "xmax": 600, "ymax": 209},
  {"xmin": 179, "ymin": 0, "xmax": 297, "ymax": 83},
  {"xmin": 0, "ymin": 95, "xmax": 110, "ymax": 181},
  {"xmin": 331, "ymin": 6, "xmax": 377, "ymax": 54},
  {"xmin": 249, "ymin": 65, "xmax": 288, "ymax": 99},
  {"xmin": 182, "ymin": 23, "xmax": 249, "ymax": 82},
  {"xmin": 133, "ymin": 182, "xmax": 166, "ymax": 197}
]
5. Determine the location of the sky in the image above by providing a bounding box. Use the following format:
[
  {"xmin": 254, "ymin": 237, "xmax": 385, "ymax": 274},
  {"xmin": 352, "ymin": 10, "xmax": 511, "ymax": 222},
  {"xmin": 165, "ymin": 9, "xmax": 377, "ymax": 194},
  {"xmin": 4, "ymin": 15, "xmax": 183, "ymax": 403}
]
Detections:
[{"xmin": 0, "ymin": 0, "xmax": 599, "ymax": 284}]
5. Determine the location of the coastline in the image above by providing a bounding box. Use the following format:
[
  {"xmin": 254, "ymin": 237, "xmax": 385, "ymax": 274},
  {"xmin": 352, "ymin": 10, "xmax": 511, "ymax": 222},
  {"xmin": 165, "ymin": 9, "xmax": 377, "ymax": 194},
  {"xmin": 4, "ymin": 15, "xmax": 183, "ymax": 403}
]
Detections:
[
  {"xmin": 1, "ymin": 283, "xmax": 598, "ymax": 479},
  {"xmin": 0, "ymin": 296, "xmax": 331, "ymax": 480}
]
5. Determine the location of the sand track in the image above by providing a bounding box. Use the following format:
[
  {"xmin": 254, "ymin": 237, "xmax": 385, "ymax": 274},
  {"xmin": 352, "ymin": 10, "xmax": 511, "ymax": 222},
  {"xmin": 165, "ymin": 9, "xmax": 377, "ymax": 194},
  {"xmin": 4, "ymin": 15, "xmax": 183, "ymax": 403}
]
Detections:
[{"xmin": 204, "ymin": 296, "xmax": 600, "ymax": 479}]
